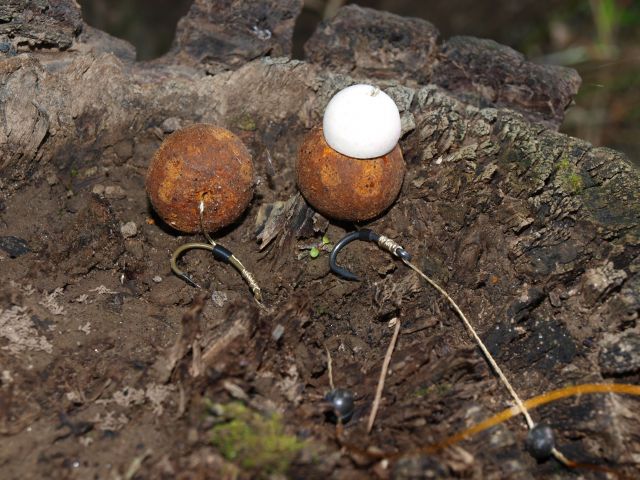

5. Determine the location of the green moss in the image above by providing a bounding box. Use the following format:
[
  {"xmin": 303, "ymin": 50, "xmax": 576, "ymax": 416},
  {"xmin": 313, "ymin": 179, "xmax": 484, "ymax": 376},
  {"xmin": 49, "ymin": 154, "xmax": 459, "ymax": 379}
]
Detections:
[
  {"xmin": 209, "ymin": 402, "xmax": 304, "ymax": 477},
  {"xmin": 557, "ymin": 157, "xmax": 571, "ymax": 171},
  {"xmin": 414, "ymin": 382, "xmax": 452, "ymax": 398},
  {"xmin": 566, "ymin": 172, "xmax": 584, "ymax": 193},
  {"xmin": 557, "ymin": 157, "xmax": 584, "ymax": 194},
  {"xmin": 313, "ymin": 304, "xmax": 327, "ymax": 317},
  {"xmin": 234, "ymin": 114, "xmax": 257, "ymax": 131},
  {"xmin": 414, "ymin": 386, "xmax": 430, "ymax": 397}
]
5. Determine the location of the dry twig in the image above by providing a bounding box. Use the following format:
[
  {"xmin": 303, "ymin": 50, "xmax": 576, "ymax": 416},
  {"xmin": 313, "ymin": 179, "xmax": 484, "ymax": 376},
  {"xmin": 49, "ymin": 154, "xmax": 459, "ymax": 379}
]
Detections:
[
  {"xmin": 325, "ymin": 345, "xmax": 335, "ymax": 390},
  {"xmin": 367, "ymin": 318, "xmax": 401, "ymax": 433}
]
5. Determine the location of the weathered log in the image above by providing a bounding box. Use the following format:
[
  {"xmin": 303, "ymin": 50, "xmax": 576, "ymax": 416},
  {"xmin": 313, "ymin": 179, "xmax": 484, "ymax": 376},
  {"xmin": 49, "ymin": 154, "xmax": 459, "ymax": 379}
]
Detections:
[
  {"xmin": 0, "ymin": 1, "xmax": 638, "ymax": 478},
  {"xmin": 305, "ymin": 5, "xmax": 581, "ymax": 128},
  {"xmin": 170, "ymin": 0, "xmax": 303, "ymax": 72},
  {"xmin": 0, "ymin": 0, "xmax": 83, "ymax": 52},
  {"xmin": 304, "ymin": 5, "xmax": 440, "ymax": 86}
]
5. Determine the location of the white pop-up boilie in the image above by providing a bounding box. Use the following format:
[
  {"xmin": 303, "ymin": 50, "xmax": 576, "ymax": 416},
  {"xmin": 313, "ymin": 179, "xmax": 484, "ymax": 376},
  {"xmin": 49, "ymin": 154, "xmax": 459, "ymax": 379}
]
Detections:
[{"xmin": 322, "ymin": 84, "xmax": 401, "ymax": 159}]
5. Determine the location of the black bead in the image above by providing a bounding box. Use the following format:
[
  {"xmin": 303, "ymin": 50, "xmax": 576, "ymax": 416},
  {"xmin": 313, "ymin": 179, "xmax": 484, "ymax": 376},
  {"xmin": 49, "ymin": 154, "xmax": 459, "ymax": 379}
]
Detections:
[
  {"xmin": 526, "ymin": 424, "xmax": 555, "ymax": 461},
  {"xmin": 325, "ymin": 388, "xmax": 355, "ymax": 423}
]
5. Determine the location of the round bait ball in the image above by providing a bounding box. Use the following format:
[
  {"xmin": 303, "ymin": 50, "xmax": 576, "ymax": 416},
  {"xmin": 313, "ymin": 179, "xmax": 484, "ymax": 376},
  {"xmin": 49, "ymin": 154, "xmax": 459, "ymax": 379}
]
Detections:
[
  {"xmin": 297, "ymin": 126, "xmax": 405, "ymax": 222},
  {"xmin": 323, "ymin": 84, "xmax": 401, "ymax": 159},
  {"xmin": 525, "ymin": 424, "xmax": 555, "ymax": 461},
  {"xmin": 146, "ymin": 124, "xmax": 254, "ymax": 233}
]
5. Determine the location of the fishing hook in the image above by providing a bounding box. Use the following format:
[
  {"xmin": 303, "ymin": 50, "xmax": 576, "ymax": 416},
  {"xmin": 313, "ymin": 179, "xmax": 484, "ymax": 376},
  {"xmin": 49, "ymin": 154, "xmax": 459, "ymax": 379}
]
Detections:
[
  {"xmin": 170, "ymin": 200, "xmax": 263, "ymax": 303},
  {"xmin": 329, "ymin": 229, "xmax": 411, "ymax": 281}
]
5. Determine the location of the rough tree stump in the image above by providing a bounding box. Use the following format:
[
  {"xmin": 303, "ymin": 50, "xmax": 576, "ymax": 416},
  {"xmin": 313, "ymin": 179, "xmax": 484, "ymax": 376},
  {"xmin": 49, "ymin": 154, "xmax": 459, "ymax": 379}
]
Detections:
[{"xmin": 0, "ymin": 1, "xmax": 638, "ymax": 478}]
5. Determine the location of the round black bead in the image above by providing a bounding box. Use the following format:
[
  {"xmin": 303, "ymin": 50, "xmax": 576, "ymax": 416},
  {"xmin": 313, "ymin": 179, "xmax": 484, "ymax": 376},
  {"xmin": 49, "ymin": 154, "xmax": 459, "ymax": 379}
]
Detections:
[
  {"xmin": 325, "ymin": 388, "xmax": 355, "ymax": 423},
  {"xmin": 526, "ymin": 424, "xmax": 555, "ymax": 461}
]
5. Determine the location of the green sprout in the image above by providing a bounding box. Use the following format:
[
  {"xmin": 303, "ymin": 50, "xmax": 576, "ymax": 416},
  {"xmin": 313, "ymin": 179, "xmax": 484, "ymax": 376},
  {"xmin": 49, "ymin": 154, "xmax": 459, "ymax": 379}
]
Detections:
[{"xmin": 302, "ymin": 234, "xmax": 332, "ymax": 260}]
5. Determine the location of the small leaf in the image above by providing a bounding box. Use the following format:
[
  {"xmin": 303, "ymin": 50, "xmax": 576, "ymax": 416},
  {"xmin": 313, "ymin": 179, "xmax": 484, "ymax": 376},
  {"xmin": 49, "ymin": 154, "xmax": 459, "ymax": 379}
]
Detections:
[
  {"xmin": 309, "ymin": 247, "xmax": 320, "ymax": 258},
  {"xmin": 322, "ymin": 235, "xmax": 330, "ymax": 245}
]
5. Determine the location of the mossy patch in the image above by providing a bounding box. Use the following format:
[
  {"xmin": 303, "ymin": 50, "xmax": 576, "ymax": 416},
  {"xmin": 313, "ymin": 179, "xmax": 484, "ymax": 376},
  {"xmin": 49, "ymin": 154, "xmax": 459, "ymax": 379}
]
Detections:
[
  {"xmin": 208, "ymin": 402, "xmax": 304, "ymax": 477},
  {"xmin": 414, "ymin": 382, "xmax": 452, "ymax": 398},
  {"xmin": 557, "ymin": 157, "xmax": 584, "ymax": 194},
  {"xmin": 233, "ymin": 113, "xmax": 257, "ymax": 131}
]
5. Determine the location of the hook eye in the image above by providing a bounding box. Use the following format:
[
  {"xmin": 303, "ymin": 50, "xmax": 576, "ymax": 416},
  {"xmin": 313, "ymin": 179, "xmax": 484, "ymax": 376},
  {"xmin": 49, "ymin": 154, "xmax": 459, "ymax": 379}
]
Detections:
[{"xmin": 329, "ymin": 229, "xmax": 380, "ymax": 281}]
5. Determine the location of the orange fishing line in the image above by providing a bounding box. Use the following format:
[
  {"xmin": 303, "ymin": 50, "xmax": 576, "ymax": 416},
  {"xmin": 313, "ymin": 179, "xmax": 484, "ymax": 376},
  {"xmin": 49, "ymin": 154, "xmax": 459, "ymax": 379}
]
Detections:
[{"xmin": 433, "ymin": 383, "xmax": 640, "ymax": 450}]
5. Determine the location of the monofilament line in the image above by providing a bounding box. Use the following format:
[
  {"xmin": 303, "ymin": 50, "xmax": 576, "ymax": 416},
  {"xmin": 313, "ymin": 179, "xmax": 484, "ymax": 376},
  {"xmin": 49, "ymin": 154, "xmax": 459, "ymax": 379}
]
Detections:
[{"xmin": 402, "ymin": 259, "xmax": 535, "ymax": 430}]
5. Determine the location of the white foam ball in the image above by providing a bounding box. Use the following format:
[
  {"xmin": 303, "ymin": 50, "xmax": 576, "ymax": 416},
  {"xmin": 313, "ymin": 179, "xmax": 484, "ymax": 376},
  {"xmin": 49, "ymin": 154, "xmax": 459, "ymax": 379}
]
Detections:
[{"xmin": 322, "ymin": 84, "xmax": 401, "ymax": 159}]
